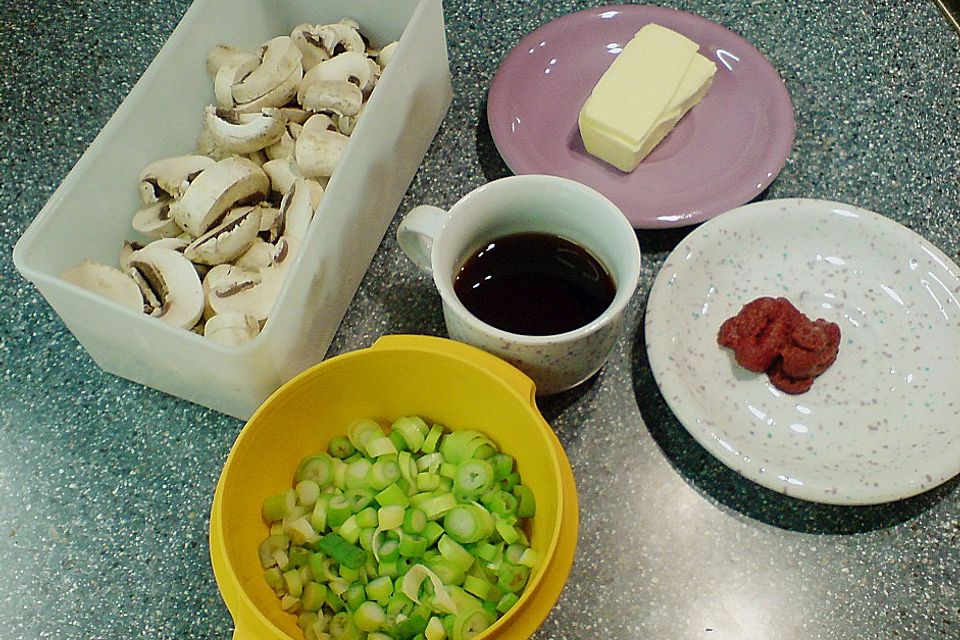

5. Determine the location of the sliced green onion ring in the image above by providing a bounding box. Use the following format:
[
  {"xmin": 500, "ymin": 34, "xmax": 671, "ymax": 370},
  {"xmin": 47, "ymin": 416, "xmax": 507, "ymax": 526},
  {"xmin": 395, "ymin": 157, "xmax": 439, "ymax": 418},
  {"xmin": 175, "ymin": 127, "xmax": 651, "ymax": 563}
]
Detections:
[
  {"xmin": 401, "ymin": 564, "xmax": 458, "ymax": 615},
  {"xmin": 443, "ymin": 503, "xmax": 495, "ymax": 545},
  {"xmin": 453, "ymin": 460, "xmax": 494, "ymax": 497}
]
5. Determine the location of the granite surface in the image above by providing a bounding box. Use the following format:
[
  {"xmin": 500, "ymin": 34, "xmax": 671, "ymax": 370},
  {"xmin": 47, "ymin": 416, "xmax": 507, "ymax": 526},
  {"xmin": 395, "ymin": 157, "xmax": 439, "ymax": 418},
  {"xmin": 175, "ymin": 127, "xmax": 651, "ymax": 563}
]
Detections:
[{"xmin": 1, "ymin": 1, "xmax": 958, "ymax": 639}]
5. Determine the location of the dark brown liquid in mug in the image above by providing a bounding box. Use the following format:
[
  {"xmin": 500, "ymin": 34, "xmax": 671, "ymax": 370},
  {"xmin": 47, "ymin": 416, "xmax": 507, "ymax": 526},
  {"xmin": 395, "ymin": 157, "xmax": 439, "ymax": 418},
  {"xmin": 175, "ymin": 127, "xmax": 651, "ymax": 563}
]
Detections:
[{"xmin": 453, "ymin": 232, "xmax": 616, "ymax": 336}]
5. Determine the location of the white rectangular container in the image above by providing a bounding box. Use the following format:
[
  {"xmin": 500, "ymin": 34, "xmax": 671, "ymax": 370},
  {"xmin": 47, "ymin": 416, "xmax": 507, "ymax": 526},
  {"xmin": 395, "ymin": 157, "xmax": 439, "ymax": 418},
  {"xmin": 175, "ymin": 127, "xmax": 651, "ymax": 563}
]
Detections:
[{"xmin": 13, "ymin": 0, "xmax": 451, "ymax": 419}]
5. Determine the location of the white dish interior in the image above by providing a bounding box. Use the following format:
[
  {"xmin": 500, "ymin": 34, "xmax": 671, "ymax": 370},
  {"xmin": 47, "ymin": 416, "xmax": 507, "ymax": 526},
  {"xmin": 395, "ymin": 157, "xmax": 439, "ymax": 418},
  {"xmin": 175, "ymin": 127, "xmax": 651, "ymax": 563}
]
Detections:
[{"xmin": 646, "ymin": 198, "xmax": 960, "ymax": 505}]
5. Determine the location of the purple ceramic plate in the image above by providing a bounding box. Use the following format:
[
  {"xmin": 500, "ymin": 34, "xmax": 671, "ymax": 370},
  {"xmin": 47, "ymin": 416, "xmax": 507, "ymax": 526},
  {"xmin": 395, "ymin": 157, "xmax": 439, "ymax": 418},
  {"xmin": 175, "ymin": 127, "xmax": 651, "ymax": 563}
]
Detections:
[{"xmin": 487, "ymin": 5, "xmax": 795, "ymax": 229}]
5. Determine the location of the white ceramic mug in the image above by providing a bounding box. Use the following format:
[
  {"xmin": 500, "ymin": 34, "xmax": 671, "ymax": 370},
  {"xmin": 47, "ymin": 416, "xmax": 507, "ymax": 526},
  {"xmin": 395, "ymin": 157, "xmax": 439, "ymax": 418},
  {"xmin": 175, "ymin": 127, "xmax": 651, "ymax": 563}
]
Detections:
[{"xmin": 397, "ymin": 174, "xmax": 641, "ymax": 395}]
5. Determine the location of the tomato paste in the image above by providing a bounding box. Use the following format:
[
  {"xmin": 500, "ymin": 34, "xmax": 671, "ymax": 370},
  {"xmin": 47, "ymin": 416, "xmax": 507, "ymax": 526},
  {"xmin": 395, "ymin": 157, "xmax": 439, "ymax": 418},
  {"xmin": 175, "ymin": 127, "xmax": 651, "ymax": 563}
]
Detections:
[{"xmin": 717, "ymin": 297, "xmax": 840, "ymax": 394}]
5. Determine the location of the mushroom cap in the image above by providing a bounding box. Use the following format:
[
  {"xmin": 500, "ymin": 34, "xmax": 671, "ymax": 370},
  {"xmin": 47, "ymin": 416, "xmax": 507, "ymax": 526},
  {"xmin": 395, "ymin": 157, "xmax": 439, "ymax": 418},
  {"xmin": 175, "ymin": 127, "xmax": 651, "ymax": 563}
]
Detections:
[
  {"xmin": 127, "ymin": 245, "xmax": 204, "ymax": 329},
  {"xmin": 61, "ymin": 260, "xmax": 144, "ymax": 313}
]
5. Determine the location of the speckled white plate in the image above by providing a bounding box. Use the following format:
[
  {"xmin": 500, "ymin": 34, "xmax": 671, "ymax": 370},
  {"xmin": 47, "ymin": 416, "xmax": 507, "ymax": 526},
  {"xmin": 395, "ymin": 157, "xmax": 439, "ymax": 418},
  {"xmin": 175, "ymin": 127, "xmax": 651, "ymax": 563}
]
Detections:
[{"xmin": 645, "ymin": 199, "xmax": 960, "ymax": 505}]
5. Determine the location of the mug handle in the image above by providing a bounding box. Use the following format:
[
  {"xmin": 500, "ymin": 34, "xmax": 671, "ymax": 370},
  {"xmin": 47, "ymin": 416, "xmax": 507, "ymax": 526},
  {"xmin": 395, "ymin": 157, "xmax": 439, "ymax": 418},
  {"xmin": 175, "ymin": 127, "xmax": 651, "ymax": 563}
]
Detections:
[{"xmin": 396, "ymin": 204, "xmax": 451, "ymax": 273}]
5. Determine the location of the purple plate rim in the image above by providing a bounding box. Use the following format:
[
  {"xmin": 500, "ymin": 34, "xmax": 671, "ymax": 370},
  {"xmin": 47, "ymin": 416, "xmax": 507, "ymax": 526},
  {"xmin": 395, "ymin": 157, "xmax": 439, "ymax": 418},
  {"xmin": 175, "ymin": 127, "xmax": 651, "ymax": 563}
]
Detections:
[{"xmin": 487, "ymin": 4, "xmax": 796, "ymax": 229}]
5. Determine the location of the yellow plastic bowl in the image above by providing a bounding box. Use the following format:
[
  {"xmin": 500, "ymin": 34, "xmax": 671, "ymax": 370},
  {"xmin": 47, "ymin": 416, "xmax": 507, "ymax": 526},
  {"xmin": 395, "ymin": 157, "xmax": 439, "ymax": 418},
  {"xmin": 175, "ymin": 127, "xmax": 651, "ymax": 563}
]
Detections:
[{"xmin": 210, "ymin": 334, "xmax": 578, "ymax": 639}]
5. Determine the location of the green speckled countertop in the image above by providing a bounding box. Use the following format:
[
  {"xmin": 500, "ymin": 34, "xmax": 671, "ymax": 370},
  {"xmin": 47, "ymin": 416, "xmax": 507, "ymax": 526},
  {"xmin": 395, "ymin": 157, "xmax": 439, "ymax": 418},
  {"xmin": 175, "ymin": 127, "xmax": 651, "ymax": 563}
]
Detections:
[{"xmin": 1, "ymin": 1, "xmax": 958, "ymax": 638}]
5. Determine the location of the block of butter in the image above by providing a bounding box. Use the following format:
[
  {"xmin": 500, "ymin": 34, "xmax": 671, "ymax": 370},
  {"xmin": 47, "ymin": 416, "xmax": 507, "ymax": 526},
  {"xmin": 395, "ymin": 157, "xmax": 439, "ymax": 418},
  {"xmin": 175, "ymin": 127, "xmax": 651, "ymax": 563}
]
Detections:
[{"xmin": 578, "ymin": 23, "xmax": 717, "ymax": 172}]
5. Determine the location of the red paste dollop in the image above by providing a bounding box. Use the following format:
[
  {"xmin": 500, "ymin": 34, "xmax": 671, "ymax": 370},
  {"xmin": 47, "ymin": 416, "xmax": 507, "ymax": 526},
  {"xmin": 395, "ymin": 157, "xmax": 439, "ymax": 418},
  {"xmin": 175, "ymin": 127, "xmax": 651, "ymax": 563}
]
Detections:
[{"xmin": 717, "ymin": 297, "xmax": 841, "ymax": 394}]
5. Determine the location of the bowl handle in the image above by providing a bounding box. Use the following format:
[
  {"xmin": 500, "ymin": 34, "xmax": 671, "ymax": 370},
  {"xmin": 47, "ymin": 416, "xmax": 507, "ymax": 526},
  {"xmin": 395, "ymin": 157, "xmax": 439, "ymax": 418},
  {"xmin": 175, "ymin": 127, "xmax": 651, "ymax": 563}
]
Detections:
[{"xmin": 370, "ymin": 335, "xmax": 537, "ymax": 405}]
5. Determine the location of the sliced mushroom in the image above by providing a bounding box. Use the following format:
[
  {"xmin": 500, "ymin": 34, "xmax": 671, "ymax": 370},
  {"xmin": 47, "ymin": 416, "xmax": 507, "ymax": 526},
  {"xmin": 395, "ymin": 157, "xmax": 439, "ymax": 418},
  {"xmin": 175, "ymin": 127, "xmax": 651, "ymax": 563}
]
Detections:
[
  {"xmin": 202, "ymin": 264, "xmax": 261, "ymax": 320},
  {"xmin": 131, "ymin": 200, "xmax": 182, "ymax": 239},
  {"xmin": 203, "ymin": 106, "xmax": 286, "ymax": 155},
  {"xmin": 184, "ymin": 205, "xmax": 263, "ymax": 265},
  {"xmin": 298, "ymin": 51, "xmax": 373, "ymax": 104},
  {"xmin": 377, "ymin": 41, "xmax": 399, "ymax": 70},
  {"xmin": 232, "ymin": 65, "xmax": 303, "ymax": 113},
  {"xmin": 127, "ymin": 244, "xmax": 204, "ymax": 329},
  {"xmin": 361, "ymin": 58, "xmax": 382, "ymax": 96},
  {"xmin": 279, "ymin": 107, "xmax": 311, "ymax": 125},
  {"xmin": 245, "ymin": 149, "xmax": 270, "ymax": 167},
  {"xmin": 317, "ymin": 23, "xmax": 366, "ymax": 56},
  {"xmin": 138, "ymin": 155, "xmax": 215, "ymax": 204},
  {"xmin": 335, "ymin": 103, "xmax": 365, "ymax": 136},
  {"xmin": 204, "ymin": 312, "xmax": 261, "ymax": 346},
  {"xmin": 255, "ymin": 205, "xmax": 283, "ymax": 242},
  {"xmin": 302, "ymin": 180, "xmax": 325, "ymax": 206},
  {"xmin": 214, "ymin": 52, "xmax": 260, "ymax": 108},
  {"xmin": 206, "ymin": 44, "xmax": 252, "ymax": 76},
  {"xmin": 118, "ymin": 241, "xmax": 140, "ymax": 270},
  {"xmin": 206, "ymin": 236, "xmax": 297, "ymax": 323},
  {"xmin": 278, "ymin": 179, "xmax": 322, "ymax": 242},
  {"xmin": 119, "ymin": 239, "xmax": 188, "ymax": 304},
  {"xmin": 236, "ymin": 237, "xmax": 277, "ymax": 270},
  {"xmin": 295, "ymin": 114, "xmax": 350, "ymax": 178},
  {"xmin": 127, "ymin": 267, "xmax": 162, "ymax": 312},
  {"xmin": 231, "ymin": 36, "xmax": 303, "ymax": 106},
  {"xmin": 195, "ymin": 127, "xmax": 233, "ymax": 161},
  {"xmin": 131, "ymin": 237, "xmax": 189, "ymax": 264},
  {"xmin": 264, "ymin": 122, "xmax": 302, "ymax": 160},
  {"xmin": 300, "ymin": 80, "xmax": 363, "ymax": 116},
  {"xmin": 290, "ymin": 23, "xmax": 330, "ymax": 70},
  {"xmin": 171, "ymin": 156, "xmax": 269, "ymax": 237},
  {"xmin": 262, "ymin": 157, "xmax": 302, "ymax": 196},
  {"xmin": 61, "ymin": 260, "xmax": 144, "ymax": 313}
]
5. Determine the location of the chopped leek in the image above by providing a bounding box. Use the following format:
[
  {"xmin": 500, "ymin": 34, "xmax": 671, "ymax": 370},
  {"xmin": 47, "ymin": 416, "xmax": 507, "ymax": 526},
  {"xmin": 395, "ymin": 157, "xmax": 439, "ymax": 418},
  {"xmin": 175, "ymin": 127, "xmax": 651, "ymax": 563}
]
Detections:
[
  {"xmin": 393, "ymin": 613, "xmax": 428, "ymax": 638},
  {"xmin": 296, "ymin": 454, "xmax": 335, "ymax": 487},
  {"xmin": 452, "ymin": 605, "xmax": 495, "ymax": 640},
  {"xmin": 512, "ymin": 485, "xmax": 536, "ymax": 519},
  {"xmin": 365, "ymin": 575, "xmax": 393, "ymax": 603},
  {"xmin": 262, "ymin": 489, "xmax": 297, "ymax": 523},
  {"xmin": 296, "ymin": 480, "xmax": 321, "ymax": 507},
  {"xmin": 347, "ymin": 419, "xmax": 383, "ymax": 451},
  {"xmin": 316, "ymin": 532, "xmax": 366, "ymax": 570},
  {"xmin": 453, "ymin": 460, "xmax": 494, "ymax": 498},
  {"xmin": 403, "ymin": 508, "xmax": 427, "ymax": 534},
  {"xmin": 376, "ymin": 483, "xmax": 411, "ymax": 508},
  {"xmin": 369, "ymin": 459, "xmax": 402, "ymax": 490},
  {"xmin": 328, "ymin": 435, "xmax": 355, "ymax": 459},
  {"xmin": 258, "ymin": 415, "xmax": 538, "ymax": 637},
  {"xmin": 443, "ymin": 504, "xmax": 494, "ymax": 544}
]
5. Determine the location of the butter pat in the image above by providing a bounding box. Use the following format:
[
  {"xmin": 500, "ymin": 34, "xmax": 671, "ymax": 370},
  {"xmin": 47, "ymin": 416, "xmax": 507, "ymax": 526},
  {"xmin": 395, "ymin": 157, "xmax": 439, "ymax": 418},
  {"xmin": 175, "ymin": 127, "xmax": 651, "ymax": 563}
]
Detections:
[{"xmin": 578, "ymin": 24, "xmax": 717, "ymax": 172}]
